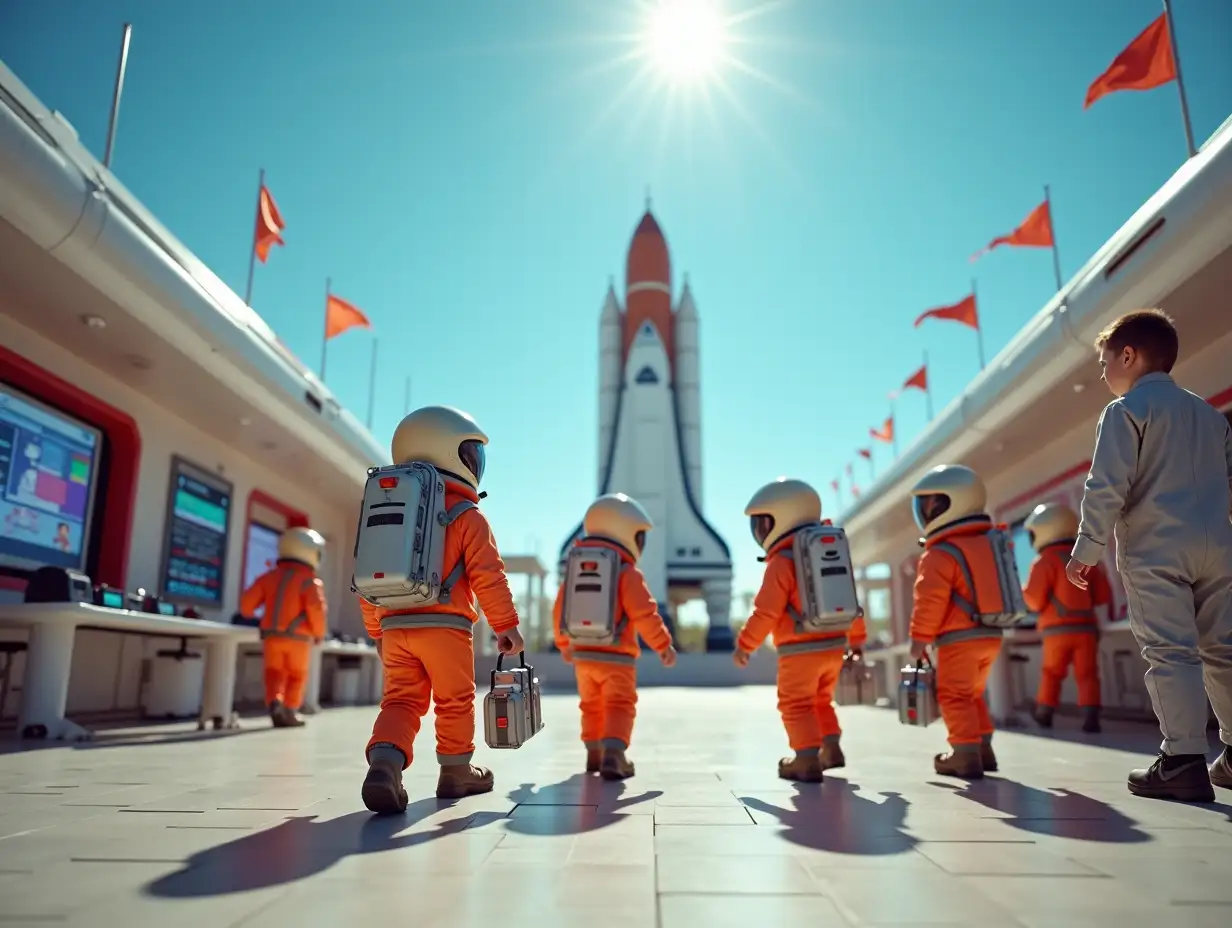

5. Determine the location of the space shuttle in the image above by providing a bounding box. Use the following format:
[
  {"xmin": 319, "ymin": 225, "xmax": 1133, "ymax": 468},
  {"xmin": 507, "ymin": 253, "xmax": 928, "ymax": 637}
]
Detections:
[{"xmin": 559, "ymin": 207, "xmax": 734, "ymax": 650}]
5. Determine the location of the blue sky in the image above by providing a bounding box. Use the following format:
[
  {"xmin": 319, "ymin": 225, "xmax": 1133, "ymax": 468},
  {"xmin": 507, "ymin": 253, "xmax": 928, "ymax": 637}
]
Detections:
[{"xmin": 3, "ymin": 0, "xmax": 1230, "ymax": 621}]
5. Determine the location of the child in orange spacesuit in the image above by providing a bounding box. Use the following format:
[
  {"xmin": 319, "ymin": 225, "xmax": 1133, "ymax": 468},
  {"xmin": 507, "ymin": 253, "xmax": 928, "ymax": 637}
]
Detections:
[
  {"xmin": 554, "ymin": 493, "xmax": 677, "ymax": 780},
  {"xmin": 1022, "ymin": 502, "xmax": 1111, "ymax": 734},
  {"xmin": 908, "ymin": 464, "xmax": 1006, "ymax": 780},
  {"xmin": 239, "ymin": 526, "xmax": 328, "ymax": 728},
  {"xmin": 733, "ymin": 478, "xmax": 867, "ymax": 782},
  {"xmin": 358, "ymin": 405, "xmax": 523, "ymax": 815}
]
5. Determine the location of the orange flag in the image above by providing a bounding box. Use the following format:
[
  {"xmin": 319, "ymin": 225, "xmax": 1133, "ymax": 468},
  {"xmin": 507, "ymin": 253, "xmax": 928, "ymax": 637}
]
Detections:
[
  {"xmin": 326, "ymin": 294, "xmax": 371, "ymax": 339},
  {"xmin": 914, "ymin": 294, "xmax": 979, "ymax": 331},
  {"xmin": 902, "ymin": 364, "xmax": 928, "ymax": 392},
  {"xmin": 971, "ymin": 200, "xmax": 1054, "ymax": 262},
  {"xmin": 856, "ymin": 448, "xmax": 871, "ymax": 460},
  {"xmin": 254, "ymin": 185, "xmax": 285, "ymax": 263},
  {"xmin": 870, "ymin": 417, "xmax": 894, "ymax": 443},
  {"xmin": 1085, "ymin": 13, "xmax": 1176, "ymax": 110}
]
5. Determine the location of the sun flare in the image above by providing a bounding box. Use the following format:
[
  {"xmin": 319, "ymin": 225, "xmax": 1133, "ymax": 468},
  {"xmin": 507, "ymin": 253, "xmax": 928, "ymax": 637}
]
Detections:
[{"xmin": 644, "ymin": 0, "xmax": 729, "ymax": 82}]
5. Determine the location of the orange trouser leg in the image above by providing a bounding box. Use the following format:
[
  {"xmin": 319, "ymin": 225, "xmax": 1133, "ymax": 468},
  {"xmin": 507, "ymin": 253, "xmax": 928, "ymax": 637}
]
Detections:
[
  {"xmin": 420, "ymin": 627, "xmax": 478, "ymax": 765},
  {"xmin": 263, "ymin": 638, "xmax": 312, "ymax": 709},
  {"xmin": 1036, "ymin": 635, "xmax": 1075, "ymax": 709},
  {"xmin": 262, "ymin": 640, "xmax": 285, "ymax": 707},
  {"xmin": 1069, "ymin": 631, "xmax": 1102, "ymax": 707},
  {"xmin": 575, "ymin": 662, "xmax": 605, "ymax": 749},
  {"xmin": 576, "ymin": 661, "xmax": 638, "ymax": 749},
  {"xmin": 777, "ymin": 649, "xmax": 845, "ymax": 752},
  {"xmin": 936, "ymin": 637, "xmax": 1002, "ymax": 747},
  {"xmin": 367, "ymin": 627, "xmax": 476, "ymax": 768}
]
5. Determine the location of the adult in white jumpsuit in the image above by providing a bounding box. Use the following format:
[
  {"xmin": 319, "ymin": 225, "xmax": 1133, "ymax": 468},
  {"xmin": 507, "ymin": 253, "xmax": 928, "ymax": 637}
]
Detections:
[{"xmin": 1072, "ymin": 372, "xmax": 1232, "ymax": 801}]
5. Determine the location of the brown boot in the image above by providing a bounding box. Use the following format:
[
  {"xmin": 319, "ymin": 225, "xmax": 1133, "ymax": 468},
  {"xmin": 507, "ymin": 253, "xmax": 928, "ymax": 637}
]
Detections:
[
  {"xmin": 586, "ymin": 748, "xmax": 602, "ymax": 773},
  {"xmin": 600, "ymin": 749, "xmax": 636, "ymax": 781},
  {"xmin": 436, "ymin": 763, "xmax": 494, "ymax": 799},
  {"xmin": 980, "ymin": 736, "xmax": 998, "ymax": 773},
  {"xmin": 778, "ymin": 753, "xmax": 824, "ymax": 783},
  {"xmin": 270, "ymin": 703, "xmax": 305, "ymax": 728},
  {"xmin": 361, "ymin": 758, "xmax": 408, "ymax": 815},
  {"xmin": 820, "ymin": 738, "xmax": 846, "ymax": 771},
  {"xmin": 934, "ymin": 749, "xmax": 984, "ymax": 779}
]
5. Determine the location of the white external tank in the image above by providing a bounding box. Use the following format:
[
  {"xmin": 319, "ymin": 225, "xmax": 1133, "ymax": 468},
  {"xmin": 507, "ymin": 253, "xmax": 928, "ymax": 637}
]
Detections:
[
  {"xmin": 674, "ymin": 279, "xmax": 702, "ymax": 506},
  {"xmin": 598, "ymin": 282, "xmax": 623, "ymax": 490}
]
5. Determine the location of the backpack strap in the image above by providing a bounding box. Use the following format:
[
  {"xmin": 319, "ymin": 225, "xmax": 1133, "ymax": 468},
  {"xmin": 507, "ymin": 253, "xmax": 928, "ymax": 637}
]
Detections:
[
  {"xmin": 931, "ymin": 541, "xmax": 979, "ymax": 623},
  {"xmin": 437, "ymin": 500, "xmax": 479, "ymax": 604},
  {"xmin": 773, "ymin": 549, "xmax": 810, "ymax": 633},
  {"xmin": 613, "ymin": 564, "xmax": 630, "ymax": 638}
]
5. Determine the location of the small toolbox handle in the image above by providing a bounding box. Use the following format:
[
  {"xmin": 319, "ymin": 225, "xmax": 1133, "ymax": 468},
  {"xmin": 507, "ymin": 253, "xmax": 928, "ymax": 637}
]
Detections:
[
  {"xmin": 492, "ymin": 650, "xmax": 531, "ymax": 689},
  {"xmin": 495, "ymin": 651, "xmax": 528, "ymax": 671}
]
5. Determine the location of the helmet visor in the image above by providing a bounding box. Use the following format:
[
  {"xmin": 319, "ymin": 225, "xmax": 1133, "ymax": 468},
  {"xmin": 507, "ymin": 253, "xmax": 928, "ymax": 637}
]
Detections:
[
  {"xmin": 458, "ymin": 440, "xmax": 486, "ymax": 485},
  {"xmin": 634, "ymin": 530, "xmax": 647, "ymax": 553},
  {"xmin": 912, "ymin": 493, "xmax": 951, "ymax": 532},
  {"xmin": 749, "ymin": 514, "xmax": 775, "ymax": 547}
]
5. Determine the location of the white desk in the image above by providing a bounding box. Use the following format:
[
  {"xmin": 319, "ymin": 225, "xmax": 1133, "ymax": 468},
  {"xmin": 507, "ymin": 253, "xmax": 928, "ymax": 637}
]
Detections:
[
  {"xmin": 319, "ymin": 640, "xmax": 383, "ymax": 706},
  {"xmin": 240, "ymin": 638, "xmax": 383, "ymax": 713},
  {"xmin": 0, "ymin": 602, "xmax": 259, "ymax": 741}
]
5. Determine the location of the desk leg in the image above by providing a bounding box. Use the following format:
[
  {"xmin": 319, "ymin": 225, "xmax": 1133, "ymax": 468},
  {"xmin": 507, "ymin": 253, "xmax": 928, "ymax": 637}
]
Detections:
[
  {"xmin": 370, "ymin": 658, "xmax": 384, "ymax": 704},
  {"xmin": 301, "ymin": 644, "xmax": 324, "ymax": 715},
  {"xmin": 199, "ymin": 638, "xmax": 241, "ymax": 731},
  {"xmin": 19, "ymin": 622, "xmax": 91, "ymax": 741},
  {"xmin": 987, "ymin": 643, "xmax": 1025, "ymax": 729}
]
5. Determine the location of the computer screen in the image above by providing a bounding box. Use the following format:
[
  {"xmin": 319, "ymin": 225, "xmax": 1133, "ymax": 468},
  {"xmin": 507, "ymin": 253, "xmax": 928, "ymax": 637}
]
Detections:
[
  {"xmin": 1009, "ymin": 520, "xmax": 1037, "ymax": 627},
  {"xmin": 242, "ymin": 521, "xmax": 282, "ymax": 618},
  {"xmin": 159, "ymin": 456, "xmax": 233, "ymax": 606},
  {"xmin": 0, "ymin": 383, "xmax": 103, "ymax": 573}
]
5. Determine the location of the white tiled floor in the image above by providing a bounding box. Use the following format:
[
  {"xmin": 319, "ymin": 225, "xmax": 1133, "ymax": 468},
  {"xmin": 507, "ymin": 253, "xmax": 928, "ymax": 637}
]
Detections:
[{"xmin": 0, "ymin": 688, "xmax": 1230, "ymax": 926}]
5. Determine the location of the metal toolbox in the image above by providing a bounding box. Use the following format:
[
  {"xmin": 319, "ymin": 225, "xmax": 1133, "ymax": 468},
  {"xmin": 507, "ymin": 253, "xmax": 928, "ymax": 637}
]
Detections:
[{"xmin": 483, "ymin": 652, "xmax": 543, "ymax": 749}]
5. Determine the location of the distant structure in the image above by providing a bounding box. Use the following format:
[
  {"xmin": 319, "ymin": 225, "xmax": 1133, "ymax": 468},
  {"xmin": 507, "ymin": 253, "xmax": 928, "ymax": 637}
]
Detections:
[{"xmin": 558, "ymin": 208, "xmax": 734, "ymax": 651}]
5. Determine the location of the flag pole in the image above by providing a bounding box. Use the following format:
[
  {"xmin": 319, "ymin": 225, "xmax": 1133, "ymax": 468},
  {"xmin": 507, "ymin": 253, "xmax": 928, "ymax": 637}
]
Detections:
[
  {"xmin": 366, "ymin": 338, "xmax": 378, "ymax": 430},
  {"xmin": 971, "ymin": 278, "xmax": 986, "ymax": 370},
  {"xmin": 103, "ymin": 24, "xmax": 132, "ymax": 170},
  {"xmin": 244, "ymin": 168, "xmax": 264, "ymax": 306},
  {"xmin": 889, "ymin": 398, "xmax": 899, "ymax": 458},
  {"xmin": 865, "ymin": 456, "xmax": 875, "ymax": 481},
  {"xmin": 321, "ymin": 277, "xmax": 331, "ymax": 381},
  {"xmin": 1162, "ymin": 0, "xmax": 1197, "ymax": 159},
  {"xmin": 923, "ymin": 349, "xmax": 934, "ymax": 420},
  {"xmin": 1044, "ymin": 184, "xmax": 1063, "ymax": 292}
]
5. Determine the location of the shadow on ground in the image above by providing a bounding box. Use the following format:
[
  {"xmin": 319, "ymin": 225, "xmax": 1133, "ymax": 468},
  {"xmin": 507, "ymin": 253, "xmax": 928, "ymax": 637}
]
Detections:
[
  {"xmin": 142, "ymin": 798, "xmax": 492, "ymax": 897},
  {"xmin": 931, "ymin": 777, "xmax": 1156, "ymax": 841},
  {"xmin": 500, "ymin": 774, "xmax": 661, "ymax": 836},
  {"xmin": 741, "ymin": 776, "xmax": 918, "ymax": 855}
]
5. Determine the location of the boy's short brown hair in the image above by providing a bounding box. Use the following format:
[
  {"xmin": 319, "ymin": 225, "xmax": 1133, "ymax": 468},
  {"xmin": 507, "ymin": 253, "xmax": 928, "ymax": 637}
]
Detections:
[{"xmin": 1094, "ymin": 308, "xmax": 1179, "ymax": 373}]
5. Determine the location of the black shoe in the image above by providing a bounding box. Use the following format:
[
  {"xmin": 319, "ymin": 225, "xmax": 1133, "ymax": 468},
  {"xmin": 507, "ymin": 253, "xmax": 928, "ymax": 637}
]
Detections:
[
  {"xmin": 362, "ymin": 760, "xmax": 409, "ymax": 815},
  {"xmin": 980, "ymin": 739, "xmax": 998, "ymax": 773},
  {"xmin": 1033, "ymin": 704, "xmax": 1054, "ymax": 728},
  {"xmin": 1209, "ymin": 746, "xmax": 1232, "ymax": 789},
  {"xmin": 1081, "ymin": 707, "xmax": 1101, "ymax": 734},
  {"xmin": 1127, "ymin": 753, "xmax": 1215, "ymax": 803}
]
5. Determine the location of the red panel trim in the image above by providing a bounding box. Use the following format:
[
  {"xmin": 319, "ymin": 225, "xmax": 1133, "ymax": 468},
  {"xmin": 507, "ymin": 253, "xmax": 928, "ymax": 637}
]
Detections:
[
  {"xmin": 0, "ymin": 576, "xmax": 28, "ymax": 593},
  {"xmin": 238, "ymin": 488, "xmax": 309, "ymax": 592},
  {"xmin": 1207, "ymin": 386, "xmax": 1232, "ymax": 411},
  {"xmin": 997, "ymin": 461, "xmax": 1092, "ymax": 519},
  {"xmin": 995, "ymin": 381, "xmax": 1232, "ymax": 520},
  {"xmin": 0, "ymin": 345, "xmax": 141, "ymax": 588}
]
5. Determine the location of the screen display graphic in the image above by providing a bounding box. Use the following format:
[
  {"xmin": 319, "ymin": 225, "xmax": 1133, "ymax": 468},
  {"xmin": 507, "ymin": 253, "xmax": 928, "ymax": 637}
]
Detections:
[
  {"xmin": 242, "ymin": 521, "xmax": 282, "ymax": 618},
  {"xmin": 159, "ymin": 457, "xmax": 232, "ymax": 606},
  {"xmin": 0, "ymin": 384, "xmax": 102, "ymax": 572}
]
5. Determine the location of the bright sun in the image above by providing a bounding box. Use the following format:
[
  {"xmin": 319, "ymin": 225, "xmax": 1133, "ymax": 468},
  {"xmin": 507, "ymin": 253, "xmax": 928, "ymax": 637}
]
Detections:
[{"xmin": 645, "ymin": 0, "xmax": 729, "ymax": 82}]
